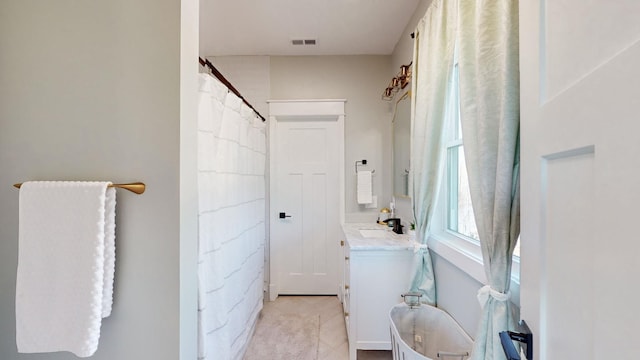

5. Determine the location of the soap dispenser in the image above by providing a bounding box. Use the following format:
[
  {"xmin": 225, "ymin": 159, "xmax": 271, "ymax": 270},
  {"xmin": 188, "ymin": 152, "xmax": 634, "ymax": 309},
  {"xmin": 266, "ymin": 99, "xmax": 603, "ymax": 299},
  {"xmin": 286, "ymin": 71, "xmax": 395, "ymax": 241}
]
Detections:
[{"xmin": 378, "ymin": 207, "xmax": 391, "ymax": 224}]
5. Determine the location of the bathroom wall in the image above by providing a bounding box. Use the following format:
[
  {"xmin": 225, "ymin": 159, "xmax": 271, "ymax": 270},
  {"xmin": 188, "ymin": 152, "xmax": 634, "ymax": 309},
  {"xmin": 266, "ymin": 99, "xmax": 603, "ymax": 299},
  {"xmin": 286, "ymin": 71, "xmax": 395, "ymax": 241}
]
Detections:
[
  {"xmin": 210, "ymin": 56, "xmax": 271, "ymax": 119},
  {"xmin": 208, "ymin": 55, "xmax": 393, "ymax": 221},
  {"xmin": 180, "ymin": 0, "xmax": 200, "ymax": 358},
  {"xmin": 270, "ymin": 55, "xmax": 393, "ymax": 222},
  {"xmin": 0, "ymin": 0, "xmax": 199, "ymax": 359},
  {"xmin": 389, "ymin": 0, "xmax": 485, "ymax": 337}
]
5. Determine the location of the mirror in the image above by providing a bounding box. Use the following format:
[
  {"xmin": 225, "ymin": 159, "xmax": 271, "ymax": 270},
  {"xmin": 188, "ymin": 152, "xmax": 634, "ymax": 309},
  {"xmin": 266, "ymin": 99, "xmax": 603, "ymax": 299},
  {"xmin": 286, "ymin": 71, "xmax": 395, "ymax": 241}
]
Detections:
[{"xmin": 393, "ymin": 91, "xmax": 411, "ymax": 197}]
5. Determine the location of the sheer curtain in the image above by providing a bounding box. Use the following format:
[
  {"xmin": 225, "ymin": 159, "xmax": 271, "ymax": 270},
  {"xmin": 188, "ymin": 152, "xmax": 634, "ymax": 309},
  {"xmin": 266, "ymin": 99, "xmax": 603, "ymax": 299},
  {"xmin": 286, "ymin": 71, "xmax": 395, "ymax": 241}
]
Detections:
[
  {"xmin": 457, "ymin": 1, "xmax": 521, "ymax": 359},
  {"xmin": 197, "ymin": 73, "xmax": 267, "ymax": 360},
  {"xmin": 409, "ymin": 0, "xmax": 457, "ymax": 306}
]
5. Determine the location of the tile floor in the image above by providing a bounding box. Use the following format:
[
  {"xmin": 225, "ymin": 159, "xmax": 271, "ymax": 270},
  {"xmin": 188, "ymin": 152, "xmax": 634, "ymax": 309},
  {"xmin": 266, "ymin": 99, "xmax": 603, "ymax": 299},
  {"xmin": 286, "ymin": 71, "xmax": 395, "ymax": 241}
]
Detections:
[{"xmin": 248, "ymin": 295, "xmax": 391, "ymax": 360}]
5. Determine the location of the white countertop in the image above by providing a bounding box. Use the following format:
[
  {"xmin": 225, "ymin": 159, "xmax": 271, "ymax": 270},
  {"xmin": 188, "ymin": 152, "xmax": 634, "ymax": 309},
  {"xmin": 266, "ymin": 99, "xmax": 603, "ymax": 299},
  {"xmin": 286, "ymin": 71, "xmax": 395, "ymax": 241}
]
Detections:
[{"xmin": 342, "ymin": 223, "xmax": 417, "ymax": 251}]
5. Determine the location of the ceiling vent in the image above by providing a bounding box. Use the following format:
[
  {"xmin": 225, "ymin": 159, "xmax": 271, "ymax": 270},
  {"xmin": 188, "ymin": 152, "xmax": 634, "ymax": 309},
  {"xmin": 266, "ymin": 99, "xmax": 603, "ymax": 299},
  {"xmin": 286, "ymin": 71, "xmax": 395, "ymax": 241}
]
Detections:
[{"xmin": 291, "ymin": 39, "xmax": 317, "ymax": 46}]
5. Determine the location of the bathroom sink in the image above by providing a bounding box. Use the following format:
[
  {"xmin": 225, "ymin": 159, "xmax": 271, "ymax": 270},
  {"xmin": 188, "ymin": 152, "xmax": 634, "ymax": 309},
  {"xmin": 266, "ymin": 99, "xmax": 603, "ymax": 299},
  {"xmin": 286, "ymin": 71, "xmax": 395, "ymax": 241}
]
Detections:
[{"xmin": 359, "ymin": 229, "xmax": 390, "ymax": 238}]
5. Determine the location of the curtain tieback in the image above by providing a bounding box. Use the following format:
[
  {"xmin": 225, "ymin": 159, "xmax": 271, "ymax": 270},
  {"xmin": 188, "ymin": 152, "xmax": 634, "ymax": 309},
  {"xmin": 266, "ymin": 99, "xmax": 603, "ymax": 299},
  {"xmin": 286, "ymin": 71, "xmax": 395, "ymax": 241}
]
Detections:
[
  {"xmin": 477, "ymin": 285, "xmax": 510, "ymax": 307},
  {"xmin": 413, "ymin": 243, "xmax": 429, "ymax": 254}
]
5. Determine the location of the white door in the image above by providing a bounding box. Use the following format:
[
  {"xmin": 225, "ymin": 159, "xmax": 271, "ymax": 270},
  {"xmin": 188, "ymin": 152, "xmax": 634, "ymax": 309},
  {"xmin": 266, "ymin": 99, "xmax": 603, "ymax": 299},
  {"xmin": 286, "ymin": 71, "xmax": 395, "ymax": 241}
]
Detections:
[
  {"xmin": 520, "ymin": 2, "xmax": 640, "ymax": 359},
  {"xmin": 269, "ymin": 100, "xmax": 345, "ymax": 299}
]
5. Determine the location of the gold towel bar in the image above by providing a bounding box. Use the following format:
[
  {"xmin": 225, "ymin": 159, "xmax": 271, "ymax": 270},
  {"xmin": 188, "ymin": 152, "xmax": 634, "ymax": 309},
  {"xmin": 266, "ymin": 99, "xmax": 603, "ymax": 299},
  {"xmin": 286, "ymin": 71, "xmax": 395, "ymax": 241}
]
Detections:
[{"xmin": 13, "ymin": 182, "xmax": 146, "ymax": 195}]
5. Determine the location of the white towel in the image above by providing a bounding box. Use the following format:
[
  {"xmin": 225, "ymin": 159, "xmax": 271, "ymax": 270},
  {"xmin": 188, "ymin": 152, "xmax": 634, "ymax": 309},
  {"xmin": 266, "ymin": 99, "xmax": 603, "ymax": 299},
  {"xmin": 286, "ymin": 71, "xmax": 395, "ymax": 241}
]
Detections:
[
  {"xmin": 101, "ymin": 186, "xmax": 116, "ymax": 318},
  {"xmin": 356, "ymin": 171, "xmax": 373, "ymax": 204},
  {"xmin": 16, "ymin": 181, "xmax": 116, "ymax": 357}
]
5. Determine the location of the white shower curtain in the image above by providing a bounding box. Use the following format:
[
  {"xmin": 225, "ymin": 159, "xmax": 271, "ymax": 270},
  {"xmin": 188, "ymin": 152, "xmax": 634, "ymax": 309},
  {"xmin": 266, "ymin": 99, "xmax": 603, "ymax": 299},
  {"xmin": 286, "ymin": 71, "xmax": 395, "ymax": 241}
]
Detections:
[{"xmin": 197, "ymin": 73, "xmax": 267, "ymax": 360}]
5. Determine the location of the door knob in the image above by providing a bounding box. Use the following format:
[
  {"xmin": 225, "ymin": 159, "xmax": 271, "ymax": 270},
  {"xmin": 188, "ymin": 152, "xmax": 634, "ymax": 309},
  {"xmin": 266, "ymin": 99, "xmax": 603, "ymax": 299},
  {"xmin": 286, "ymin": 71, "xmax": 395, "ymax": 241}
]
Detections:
[{"xmin": 279, "ymin": 212, "xmax": 292, "ymax": 219}]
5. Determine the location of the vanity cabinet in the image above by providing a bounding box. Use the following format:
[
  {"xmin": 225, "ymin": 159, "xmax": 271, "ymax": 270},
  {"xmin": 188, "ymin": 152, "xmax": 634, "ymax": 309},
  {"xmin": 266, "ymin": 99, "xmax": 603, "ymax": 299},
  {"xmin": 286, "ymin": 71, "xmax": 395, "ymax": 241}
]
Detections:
[{"xmin": 341, "ymin": 224, "xmax": 416, "ymax": 360}]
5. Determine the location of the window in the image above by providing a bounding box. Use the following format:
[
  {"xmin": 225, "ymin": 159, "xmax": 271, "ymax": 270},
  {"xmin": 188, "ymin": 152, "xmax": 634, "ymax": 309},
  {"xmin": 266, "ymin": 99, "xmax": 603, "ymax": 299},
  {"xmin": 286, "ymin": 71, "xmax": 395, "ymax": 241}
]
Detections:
[
  {"xmin": 444, "ymin": 64, "xmax": 479, "ymax": 242},
  {"xmin": 429, "ymin": 62, "xmax": 520, "ymax": 287}
]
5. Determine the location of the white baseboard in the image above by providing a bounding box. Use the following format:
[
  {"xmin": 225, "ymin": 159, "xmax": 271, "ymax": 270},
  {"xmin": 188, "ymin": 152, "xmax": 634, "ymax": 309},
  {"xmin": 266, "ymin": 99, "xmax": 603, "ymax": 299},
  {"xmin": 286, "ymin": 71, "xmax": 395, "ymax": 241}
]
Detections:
[{"xmin": 268, "ymin": 284, "xmax": 278, "ymax": 301}]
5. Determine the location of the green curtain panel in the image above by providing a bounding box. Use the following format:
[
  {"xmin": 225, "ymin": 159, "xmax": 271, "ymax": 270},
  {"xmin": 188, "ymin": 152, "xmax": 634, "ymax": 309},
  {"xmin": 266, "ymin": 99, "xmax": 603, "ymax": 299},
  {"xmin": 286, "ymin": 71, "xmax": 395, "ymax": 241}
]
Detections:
[
  {"xmin": 457, "ymin": 1, "xmax": 521, "ymax": 359},
  {"xmin": 409, "ymin": 0, "xmax": 457, "ymax": 306}
]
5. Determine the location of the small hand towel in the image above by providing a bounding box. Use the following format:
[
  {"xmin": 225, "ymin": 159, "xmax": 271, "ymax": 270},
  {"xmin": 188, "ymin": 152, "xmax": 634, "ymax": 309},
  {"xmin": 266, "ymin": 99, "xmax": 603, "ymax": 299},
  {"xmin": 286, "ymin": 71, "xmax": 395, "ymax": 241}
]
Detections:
[
  {"xmin": 16, "ymin": 181, "xmax": 116, "ymax": 358},
  {"xmin": 356, "ymin": 171, "xmax": 373, "ymax": 204}
]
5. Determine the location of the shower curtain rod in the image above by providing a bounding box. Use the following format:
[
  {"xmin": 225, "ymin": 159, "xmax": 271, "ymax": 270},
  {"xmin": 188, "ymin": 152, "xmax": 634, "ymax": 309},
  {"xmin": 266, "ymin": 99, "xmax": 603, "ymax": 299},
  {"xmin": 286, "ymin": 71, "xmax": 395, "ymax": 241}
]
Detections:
[{"xmin": 198, "ymin": 57, "xmax": 266, "ymax": 122}]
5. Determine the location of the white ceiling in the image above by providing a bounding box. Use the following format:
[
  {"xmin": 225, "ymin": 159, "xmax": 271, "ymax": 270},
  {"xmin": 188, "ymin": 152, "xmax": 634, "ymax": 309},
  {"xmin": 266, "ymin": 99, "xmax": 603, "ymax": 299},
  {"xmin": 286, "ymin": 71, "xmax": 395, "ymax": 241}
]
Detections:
[{"xmin": 200, "ymin": 0, "xmax": 420, "ymax": 56}]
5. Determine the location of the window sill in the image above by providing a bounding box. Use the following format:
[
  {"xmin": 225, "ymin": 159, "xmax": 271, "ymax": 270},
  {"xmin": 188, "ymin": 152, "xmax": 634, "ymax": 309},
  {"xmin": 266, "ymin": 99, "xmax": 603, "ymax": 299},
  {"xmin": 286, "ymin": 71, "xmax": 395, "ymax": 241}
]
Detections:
[{"xmin": 428, "ymin": 232, "xmax": 520, "ymax": 307}]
